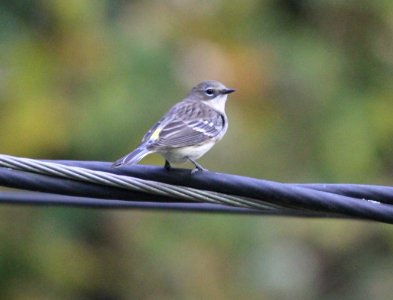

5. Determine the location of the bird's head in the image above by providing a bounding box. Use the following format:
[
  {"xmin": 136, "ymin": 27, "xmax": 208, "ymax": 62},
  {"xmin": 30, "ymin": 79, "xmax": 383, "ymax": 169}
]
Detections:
[{"xmin": 188, "ymin": 80, "xmax": 235, "ymax": 101}]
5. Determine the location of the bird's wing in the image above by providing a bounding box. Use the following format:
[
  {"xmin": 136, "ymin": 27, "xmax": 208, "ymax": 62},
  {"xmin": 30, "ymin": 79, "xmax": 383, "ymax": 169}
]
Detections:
[{"xmin": 144, "ymin": 101, "xmax": 225, "ymax": 149}]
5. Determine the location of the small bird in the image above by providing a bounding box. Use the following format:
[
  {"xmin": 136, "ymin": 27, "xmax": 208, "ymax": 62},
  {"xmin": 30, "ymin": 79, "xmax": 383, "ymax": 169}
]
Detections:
[{"xmin": 112, "ymin": 80, "xmax": 235, "ymax": 172}]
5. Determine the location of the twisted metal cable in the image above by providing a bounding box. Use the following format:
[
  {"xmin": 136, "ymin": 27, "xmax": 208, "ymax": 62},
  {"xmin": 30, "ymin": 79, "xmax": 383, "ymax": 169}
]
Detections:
[{"xmin": 0, "ymin": 154, "xmax": 279, "ymax": 211}]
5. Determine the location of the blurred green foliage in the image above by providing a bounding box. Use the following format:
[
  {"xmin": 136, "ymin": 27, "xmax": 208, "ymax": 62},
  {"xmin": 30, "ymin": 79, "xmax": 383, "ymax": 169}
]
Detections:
[{"xmin": 1, "ymin": 0, "xmax": 393, "ymax": 299}]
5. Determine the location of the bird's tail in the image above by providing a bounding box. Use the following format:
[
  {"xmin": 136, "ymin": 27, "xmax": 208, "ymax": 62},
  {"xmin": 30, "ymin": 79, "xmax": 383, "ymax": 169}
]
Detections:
[{"xmin": 112, "ymin": 145, "xmax": 151, "ymax": 168}]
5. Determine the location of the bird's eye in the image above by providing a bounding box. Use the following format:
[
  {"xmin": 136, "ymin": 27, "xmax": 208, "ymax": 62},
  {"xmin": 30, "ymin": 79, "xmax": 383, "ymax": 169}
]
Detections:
[{"xmin": 205, "ymin": 88, "xmax": 215, "ymax": 96}]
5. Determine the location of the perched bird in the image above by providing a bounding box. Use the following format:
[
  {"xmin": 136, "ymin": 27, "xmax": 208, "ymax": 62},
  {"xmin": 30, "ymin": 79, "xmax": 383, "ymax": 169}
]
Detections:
[{"xmin": 112, "ymin": 80, "xmax": 235, "ymax": 172}]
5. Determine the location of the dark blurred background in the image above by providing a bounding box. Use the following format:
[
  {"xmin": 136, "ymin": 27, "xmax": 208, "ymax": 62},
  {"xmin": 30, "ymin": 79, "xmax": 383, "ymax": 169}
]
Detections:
[{"xmin": 1, "ymin": 1, "xmax": 393, "ymax": 299}]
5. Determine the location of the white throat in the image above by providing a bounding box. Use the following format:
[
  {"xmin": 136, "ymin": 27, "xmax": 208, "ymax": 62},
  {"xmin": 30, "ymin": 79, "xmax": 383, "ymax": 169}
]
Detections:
[{"xmin": 203, "ymin": 94, "xmax": 228, "ymax": 114}]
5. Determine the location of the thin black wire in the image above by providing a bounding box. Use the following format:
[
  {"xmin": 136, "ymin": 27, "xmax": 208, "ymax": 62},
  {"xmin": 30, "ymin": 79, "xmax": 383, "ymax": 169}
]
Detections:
[
  {"xmin": 0, "ymin": 191, "xmax": 342, "ymax": 218},
  {"xmin": 0, "ymin": 159, "xmax": 393, "ymax": 223}
]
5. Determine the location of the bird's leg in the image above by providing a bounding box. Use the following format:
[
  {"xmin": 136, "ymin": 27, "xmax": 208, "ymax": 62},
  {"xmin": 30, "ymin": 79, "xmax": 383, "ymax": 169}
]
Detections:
[
  {"xmin": 164, "ymin": 160, "xmax": 172, "ymax": 171},
  {"xmin": 188, "ymin": 158, "xmax": 208, "ymax": 173}
]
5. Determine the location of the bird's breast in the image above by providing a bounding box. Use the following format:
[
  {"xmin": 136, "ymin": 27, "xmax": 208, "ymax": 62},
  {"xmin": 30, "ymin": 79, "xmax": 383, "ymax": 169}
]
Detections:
[{"xmin": 159, "ymin": 141, "xmax": 216, "ymax": 163}]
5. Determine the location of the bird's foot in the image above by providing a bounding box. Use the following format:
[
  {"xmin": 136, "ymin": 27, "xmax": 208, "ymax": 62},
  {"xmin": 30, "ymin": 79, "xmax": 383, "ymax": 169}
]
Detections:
[
  {"xmin": 188, "ymin": 158, "xmax": 208, "ymax": 174},
  {"xmin": 164, "ymin": 160, "xmax": 172, "ymax": 171},
  {"xmin": 191, "ymin": 166, "xmax": 208, "ymax": 174}
]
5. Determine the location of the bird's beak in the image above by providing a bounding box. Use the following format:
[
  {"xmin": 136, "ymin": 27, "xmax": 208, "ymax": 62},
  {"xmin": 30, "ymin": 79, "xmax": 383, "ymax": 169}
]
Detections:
[{"xmin": 221, "ymin": 88, "xmax": 235, "ymax": 94}]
